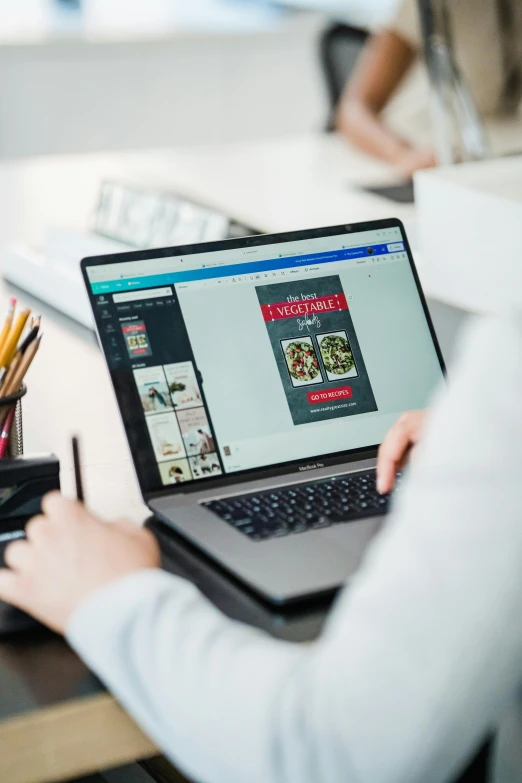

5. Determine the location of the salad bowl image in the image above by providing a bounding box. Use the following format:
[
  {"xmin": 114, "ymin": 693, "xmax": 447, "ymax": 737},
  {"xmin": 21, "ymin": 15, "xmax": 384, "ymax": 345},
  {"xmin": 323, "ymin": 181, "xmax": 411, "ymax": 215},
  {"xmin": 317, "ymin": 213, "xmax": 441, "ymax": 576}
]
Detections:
[
  {"xmin": 317, "ymin": 331, "xmax": 359, "ymax": 381},
  {"xmin": 281, "ymin": 337, "xmax": 324, "ymax": 387}
]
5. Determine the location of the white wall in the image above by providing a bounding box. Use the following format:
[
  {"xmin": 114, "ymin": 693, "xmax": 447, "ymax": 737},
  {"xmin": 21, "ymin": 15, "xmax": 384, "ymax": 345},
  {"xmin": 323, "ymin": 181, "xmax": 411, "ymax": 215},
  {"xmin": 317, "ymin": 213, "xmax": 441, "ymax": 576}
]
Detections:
[
  {"xmin": 0, "ymin": 14, "xmax": 329, "ymax": 158},
  {"xmin": 266, "ymin": 0, "xmax": 400, "ymax": 27}
]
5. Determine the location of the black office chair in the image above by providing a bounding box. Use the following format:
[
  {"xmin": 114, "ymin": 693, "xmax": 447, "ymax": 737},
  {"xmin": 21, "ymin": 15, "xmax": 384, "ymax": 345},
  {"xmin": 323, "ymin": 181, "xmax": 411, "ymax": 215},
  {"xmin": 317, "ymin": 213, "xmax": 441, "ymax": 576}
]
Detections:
[{"xmin": 320, "ymin": 22, "xmax": 369, "ymax": 131}]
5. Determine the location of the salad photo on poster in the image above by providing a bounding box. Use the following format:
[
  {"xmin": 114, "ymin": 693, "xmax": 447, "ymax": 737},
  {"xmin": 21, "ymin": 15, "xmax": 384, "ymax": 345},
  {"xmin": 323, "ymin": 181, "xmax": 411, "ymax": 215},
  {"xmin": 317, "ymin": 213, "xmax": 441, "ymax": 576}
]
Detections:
[
  {"xmin": 317, "ymin": 331, "xmax": 359, "ymax": 381},
  {"xmin": 280, "ymin": 337, "xmax": 324, "ymax": 388},
  {"xmin": 256, "ymin": 275, "xmax": 377, "ymax": 425}
]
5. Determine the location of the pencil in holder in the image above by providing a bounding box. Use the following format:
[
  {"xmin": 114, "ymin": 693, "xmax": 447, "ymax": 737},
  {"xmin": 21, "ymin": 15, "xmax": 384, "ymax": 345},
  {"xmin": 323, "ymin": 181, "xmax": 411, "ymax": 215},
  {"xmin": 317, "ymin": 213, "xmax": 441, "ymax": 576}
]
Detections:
[{"xmin": 0, "ymin": 385, "xmax": 26, "ymax": 458}]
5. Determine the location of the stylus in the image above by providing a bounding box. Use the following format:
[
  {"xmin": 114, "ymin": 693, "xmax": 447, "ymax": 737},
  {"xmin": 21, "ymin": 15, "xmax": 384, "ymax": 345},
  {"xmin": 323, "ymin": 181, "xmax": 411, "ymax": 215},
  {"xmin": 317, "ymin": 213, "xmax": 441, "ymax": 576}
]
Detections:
[{"xmin": 72, "ymin": 435, "xmax": 85, "ymax": 503}]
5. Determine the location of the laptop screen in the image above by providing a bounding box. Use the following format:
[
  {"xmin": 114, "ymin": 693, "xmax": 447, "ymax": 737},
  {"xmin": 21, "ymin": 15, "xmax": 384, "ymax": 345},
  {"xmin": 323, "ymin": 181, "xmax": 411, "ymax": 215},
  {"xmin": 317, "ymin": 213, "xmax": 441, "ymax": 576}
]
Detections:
[{"xmin": 83, "ymin": 220, "xmax": 444, "ymax": 494}]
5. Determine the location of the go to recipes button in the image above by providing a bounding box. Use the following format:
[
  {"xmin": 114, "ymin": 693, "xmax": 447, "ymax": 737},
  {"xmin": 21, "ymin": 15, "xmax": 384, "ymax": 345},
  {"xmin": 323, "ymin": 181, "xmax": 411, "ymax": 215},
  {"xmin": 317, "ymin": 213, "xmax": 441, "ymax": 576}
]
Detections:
[{"xmin": 307, "ymin": 386, "xmax": 353, "ymax": 405}]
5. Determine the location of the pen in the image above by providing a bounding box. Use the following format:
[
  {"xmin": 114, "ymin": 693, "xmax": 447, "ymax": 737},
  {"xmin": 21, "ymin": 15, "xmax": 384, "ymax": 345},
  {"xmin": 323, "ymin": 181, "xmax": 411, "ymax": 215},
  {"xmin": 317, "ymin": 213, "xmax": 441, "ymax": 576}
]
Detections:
[
  {"xmin": 0, "ymin": 406, "xmax": 16, "ymax": 460},
  {"xmin": 72, "ymin": 436, "xmax": 84, "ymax": 503},
  {"xmin": 17, "ymin": 323, "xmax": 40, "ymax": 355}
]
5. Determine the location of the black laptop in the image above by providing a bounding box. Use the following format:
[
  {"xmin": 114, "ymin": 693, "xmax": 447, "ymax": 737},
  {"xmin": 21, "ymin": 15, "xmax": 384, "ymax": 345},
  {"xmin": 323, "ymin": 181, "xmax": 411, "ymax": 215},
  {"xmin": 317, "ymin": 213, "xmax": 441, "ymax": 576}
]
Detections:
[{"xmin": 81, "ymin": 218, "xmax": 444, "ymax": 604}]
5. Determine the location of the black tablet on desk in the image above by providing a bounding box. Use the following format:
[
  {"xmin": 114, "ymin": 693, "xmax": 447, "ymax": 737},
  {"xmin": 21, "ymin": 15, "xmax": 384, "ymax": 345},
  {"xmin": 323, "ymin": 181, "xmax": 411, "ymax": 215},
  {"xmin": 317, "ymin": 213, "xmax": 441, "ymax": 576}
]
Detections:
[
  {"xmin": 360, "ymin": 180, "xmax": 415, "ymax": 203},
  {"xmin": 0, "ymin": 529, "xmax": 43, "ymax": 636},
  {"xmin": 0, "ymin": 454, "xmax": 60, "ymax": 636}
]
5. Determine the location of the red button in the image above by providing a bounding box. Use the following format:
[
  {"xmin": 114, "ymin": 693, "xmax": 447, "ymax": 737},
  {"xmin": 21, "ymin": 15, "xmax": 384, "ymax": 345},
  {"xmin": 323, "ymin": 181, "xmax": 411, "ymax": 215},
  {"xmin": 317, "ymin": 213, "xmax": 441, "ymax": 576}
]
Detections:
[{"xmin": 307, "ymin": 386, "xmax": 353, "ymax": 405}]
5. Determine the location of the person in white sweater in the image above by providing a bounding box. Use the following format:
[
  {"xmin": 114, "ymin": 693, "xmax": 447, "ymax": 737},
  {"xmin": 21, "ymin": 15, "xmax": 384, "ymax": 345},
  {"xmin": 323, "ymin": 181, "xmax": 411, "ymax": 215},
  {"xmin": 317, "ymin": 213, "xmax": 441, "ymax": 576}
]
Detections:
[{"xmin": 0, "ymin": 314, "xmax": 521, "ymax": 783}]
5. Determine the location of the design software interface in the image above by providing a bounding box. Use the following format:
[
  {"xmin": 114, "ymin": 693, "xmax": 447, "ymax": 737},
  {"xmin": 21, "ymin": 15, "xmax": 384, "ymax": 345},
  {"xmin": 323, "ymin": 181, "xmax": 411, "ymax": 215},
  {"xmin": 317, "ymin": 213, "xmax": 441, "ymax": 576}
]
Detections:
[{"xmin": 86, "ymin": 227, "xmax": 443, "ymax": 488}]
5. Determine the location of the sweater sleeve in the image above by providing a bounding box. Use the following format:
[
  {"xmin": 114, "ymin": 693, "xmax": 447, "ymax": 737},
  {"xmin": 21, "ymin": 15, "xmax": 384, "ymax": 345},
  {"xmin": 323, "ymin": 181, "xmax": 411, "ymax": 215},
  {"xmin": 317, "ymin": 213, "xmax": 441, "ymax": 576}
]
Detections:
[
  {"xmin": 387, "ymin": 0, "xmax": 422, "ymax": 48},
  {"xmin": 68, "ymin": 315, "xmax": 522, "ymax": 783}
]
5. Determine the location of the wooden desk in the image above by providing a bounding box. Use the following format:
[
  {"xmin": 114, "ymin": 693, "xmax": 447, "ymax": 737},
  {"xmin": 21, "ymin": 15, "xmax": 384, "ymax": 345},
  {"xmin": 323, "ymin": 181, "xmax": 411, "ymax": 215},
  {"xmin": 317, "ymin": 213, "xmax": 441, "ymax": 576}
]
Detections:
[{"xmin": 0, "ymin": 135, "xmax": 468, "ymax": 783}]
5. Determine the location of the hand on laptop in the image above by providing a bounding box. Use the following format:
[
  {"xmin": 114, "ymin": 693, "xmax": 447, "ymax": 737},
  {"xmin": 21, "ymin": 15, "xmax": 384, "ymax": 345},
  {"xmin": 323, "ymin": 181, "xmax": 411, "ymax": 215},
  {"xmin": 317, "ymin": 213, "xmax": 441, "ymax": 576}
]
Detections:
[
  {"xmin": 0, "ymin": 492, "xmax": 160, "ymax": 634},
  {"xmin": 376, "ymin": 410, "xmax": 427, "ymax": 494}
]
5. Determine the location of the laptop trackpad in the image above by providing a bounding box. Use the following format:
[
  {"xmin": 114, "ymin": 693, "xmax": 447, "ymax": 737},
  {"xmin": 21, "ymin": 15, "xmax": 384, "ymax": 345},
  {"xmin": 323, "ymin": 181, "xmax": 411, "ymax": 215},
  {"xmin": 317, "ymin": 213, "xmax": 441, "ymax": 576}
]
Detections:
[{"xmin": 321, "ymin": 516, "xmax": 383, "ymax": 558}]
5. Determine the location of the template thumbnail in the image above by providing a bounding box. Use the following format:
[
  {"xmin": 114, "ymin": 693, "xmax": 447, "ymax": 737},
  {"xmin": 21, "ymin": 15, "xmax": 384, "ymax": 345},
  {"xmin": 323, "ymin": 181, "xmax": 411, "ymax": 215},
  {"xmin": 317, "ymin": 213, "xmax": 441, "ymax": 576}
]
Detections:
[
  {"xmin": 133, "ymin": 366, "xmax": 173, "ymax": 415},
  {"xmin": 158, "ymin": 459, "xmax": 192, "ymax": 485},
  {"xmin": 146, "ymin": 412, "xmax": 186, "ymax": 462},
  {"xmin": 256, "ymin": 275, "xmax": 377, "ymax": 425},
  {"xmin": 177, "ymin": 407, "xmax": 215, "ymax": 457},
  {"xmin": 189, "ymin": 453, "xmax": 222, "ymax": 479},
  {"xmin": 163, "ymin": 361, "xmax": 203, "ymax": 410},
  {"xmin": 121, "ymin": 320, "xmax": 152, "ymax": 358}
]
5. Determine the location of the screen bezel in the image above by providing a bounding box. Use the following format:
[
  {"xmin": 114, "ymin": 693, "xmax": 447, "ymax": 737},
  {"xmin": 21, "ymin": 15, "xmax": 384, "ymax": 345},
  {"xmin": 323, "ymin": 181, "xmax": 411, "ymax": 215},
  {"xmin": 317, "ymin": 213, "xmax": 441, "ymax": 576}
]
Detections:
[{"xmin": 81, "ymin": 218, "xmax": 446, "ymax": 501}]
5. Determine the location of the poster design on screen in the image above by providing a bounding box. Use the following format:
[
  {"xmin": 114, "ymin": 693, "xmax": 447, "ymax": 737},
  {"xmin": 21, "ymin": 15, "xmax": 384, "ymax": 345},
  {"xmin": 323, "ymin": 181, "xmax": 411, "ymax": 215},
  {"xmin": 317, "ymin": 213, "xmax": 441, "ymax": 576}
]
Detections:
[
  {"xmin": 146, "ymin": 412, "xmax": 186, "ymax": 462},
  {"xmin": 133, "ymin": 366, "xmax": 173, "ymax": 415},
  {"xmin": 163, "ymin": 361, "xmax": 203, "ymax": 410},
  {"xmin": 256, "ymin": 275, "xmax": 377, "ymax": 425},
  {"xmin": 121, "ymin": 319, "xmax": 152, "ymax": 358}
]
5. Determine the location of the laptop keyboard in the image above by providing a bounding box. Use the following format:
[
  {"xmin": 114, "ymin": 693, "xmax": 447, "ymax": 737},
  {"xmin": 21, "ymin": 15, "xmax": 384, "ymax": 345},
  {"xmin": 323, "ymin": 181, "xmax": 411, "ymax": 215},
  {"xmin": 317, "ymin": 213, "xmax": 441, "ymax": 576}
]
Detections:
[{"xmin": 202, "ymin": 469, "xmax": 396, "ymax": 542}]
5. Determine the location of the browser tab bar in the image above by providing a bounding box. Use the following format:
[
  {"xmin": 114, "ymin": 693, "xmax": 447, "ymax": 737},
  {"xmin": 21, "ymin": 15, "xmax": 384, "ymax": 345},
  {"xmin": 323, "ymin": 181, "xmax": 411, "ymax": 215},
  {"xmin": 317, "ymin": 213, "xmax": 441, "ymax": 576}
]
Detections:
[{"xmin": 90, "ymin": 242, "xmax": 404, "ymax": 295}]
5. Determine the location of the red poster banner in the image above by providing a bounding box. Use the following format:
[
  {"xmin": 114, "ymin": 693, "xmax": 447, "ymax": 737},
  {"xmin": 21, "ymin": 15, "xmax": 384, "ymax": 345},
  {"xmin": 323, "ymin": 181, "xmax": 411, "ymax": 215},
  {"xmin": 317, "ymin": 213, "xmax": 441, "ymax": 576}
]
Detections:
[
  {"xmin": 260, "ymin": 293, "xmax": 348, "ymax": 322},
  {"xmin": 307, "ymin": 386, "xmax": 353, "ymax": 405}
]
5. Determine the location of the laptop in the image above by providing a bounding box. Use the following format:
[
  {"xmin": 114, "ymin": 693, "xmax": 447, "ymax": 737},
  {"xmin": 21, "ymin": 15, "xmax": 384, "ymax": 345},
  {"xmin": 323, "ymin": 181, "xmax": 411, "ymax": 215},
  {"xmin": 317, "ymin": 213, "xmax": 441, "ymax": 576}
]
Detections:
[{"xmin": 81, "ymin": 218, "xmax": 445, "ymax": 604}]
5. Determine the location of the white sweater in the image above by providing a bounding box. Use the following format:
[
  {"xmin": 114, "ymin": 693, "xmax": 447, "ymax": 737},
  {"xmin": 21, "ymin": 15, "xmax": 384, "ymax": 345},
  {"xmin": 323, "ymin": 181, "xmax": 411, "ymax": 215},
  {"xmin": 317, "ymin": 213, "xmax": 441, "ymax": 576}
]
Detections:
[{"xmin": 67, "ymin": 315, "xmax": 522, "ymax": 783}]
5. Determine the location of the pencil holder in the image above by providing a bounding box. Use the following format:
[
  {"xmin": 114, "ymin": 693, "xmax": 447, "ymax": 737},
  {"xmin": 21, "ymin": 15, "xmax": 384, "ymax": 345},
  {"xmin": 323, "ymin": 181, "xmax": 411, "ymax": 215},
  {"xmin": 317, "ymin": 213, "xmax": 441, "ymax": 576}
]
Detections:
[{"xmin": 0, "ymin": 385, "xmax": 26, "ymax": 458}]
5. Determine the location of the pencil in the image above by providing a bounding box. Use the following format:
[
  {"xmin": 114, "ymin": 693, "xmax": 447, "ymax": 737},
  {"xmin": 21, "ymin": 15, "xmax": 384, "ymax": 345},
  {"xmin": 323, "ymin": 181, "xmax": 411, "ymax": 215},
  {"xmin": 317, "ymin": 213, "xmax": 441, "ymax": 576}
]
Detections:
[
  {"xmin": 0, "ymin": 352, "xmax": 22, "ymax": 397},
  {"xmin": 0, "ymin": 406, "xmax": 16, "ymax": 460},
  {"xmin": 0, "ymin": 308, "xmax": 30, "ymax": 370},
  {"xmin": 72, "ymin": 436, "xmax": 85, "ymax": 503},
  {"xmin": 1, "ymin": 335, "xmax": 41, "ymax": 401},
  {"xmin": 0, "ymin": 336, "xmax": 41, "ymax": 430},
  {"xmin": 0, "ymin": 297, "xmax": 17, "ymax": 357}
]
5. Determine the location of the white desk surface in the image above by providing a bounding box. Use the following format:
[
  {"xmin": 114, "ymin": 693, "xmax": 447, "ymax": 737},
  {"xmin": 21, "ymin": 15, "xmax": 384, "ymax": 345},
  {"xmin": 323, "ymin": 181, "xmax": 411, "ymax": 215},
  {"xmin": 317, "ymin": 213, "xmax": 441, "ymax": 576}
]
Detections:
[{"xmin": 0, "ymin": 132, "xmax": 415, "ymax": 523}]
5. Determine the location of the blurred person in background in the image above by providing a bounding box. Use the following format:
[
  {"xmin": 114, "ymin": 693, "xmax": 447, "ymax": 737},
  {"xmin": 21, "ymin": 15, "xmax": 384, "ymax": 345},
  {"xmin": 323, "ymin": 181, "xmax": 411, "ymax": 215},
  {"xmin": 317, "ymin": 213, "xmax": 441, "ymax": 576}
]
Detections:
[{"xmin": 336, "ymin": 0, "xmax": 522, "ymax": 176}]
